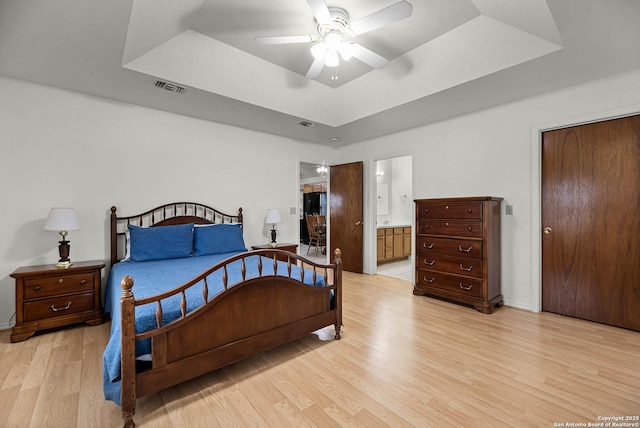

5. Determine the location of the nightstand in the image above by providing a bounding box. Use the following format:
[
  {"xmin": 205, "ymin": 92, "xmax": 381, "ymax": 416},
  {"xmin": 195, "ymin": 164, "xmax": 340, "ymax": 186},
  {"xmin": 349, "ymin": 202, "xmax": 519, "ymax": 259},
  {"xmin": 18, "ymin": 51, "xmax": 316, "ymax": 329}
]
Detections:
[
  {"xmin": 251, "ymin": 243, "xmax": 299, "ymax": 262},
  {"xmin": 10, "ymin": 260, "xmax": 105, "ymax": 342}
]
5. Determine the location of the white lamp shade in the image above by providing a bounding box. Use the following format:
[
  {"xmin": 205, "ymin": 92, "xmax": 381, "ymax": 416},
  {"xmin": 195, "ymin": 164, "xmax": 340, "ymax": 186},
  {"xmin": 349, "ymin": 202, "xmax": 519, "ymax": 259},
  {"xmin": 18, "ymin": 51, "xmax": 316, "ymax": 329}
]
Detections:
[
  {"xmin": 43, "ymin": 208, "xmax": 80, "ymax": 231},
  {"xmin": 265, "ymin": 209, "xmax": 282, "ymax": 225}
]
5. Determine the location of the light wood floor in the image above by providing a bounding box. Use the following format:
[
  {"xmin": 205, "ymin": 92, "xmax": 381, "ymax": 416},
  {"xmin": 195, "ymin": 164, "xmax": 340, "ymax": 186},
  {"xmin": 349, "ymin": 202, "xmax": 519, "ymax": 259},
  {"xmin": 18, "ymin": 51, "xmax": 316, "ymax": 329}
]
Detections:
[{"xmin": 1, "ymin": 272, "xmax": 639, "ymax": 427}]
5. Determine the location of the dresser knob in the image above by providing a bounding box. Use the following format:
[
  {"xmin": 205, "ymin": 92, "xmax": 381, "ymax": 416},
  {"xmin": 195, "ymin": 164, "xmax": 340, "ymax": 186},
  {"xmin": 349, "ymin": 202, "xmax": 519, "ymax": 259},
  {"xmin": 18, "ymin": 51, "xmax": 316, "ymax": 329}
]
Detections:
[
  {"xmin": 467, "ymin": 208, "xmax": 472, "ymax": 213},
  {"xmin": 80, "ymin": 279, "xmax": 87, "ymax": 285},
  {"xmin": 424, "ymin": 209, "xmax": 429, "ymax": 213},
  {"xmin": 34, "ymin": 285, "xmax": 41, "ymax": 291},
  {"xmin": 58, "ymin": 278, "xmax": 64, "ymax": 284},
  {"xmin": 467, "ymin": 226, "xmax": 472, "ymax": 231}
]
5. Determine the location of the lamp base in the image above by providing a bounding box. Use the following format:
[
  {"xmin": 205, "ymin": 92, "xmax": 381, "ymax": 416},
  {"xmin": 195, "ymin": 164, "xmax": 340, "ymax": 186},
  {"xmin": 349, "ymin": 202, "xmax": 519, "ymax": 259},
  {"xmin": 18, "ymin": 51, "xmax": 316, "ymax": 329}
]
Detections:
[
  {"xmin": 57, "ymin": 239, "xmax": 72, "ymax": 268},
  {"xmin": 270, "ymin": 227, "xmax": 277, "ymax": 247},
  {"xmin": 55, "ymin": 260, "xmax": 73, "ymax": 269}
]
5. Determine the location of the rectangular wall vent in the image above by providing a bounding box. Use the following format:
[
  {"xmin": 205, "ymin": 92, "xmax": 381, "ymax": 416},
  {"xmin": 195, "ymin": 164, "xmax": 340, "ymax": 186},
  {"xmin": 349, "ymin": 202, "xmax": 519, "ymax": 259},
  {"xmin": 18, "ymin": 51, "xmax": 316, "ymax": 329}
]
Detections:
[{"xmin": 154, "ymin": 80, "xmax": 186, "ymax": 94}]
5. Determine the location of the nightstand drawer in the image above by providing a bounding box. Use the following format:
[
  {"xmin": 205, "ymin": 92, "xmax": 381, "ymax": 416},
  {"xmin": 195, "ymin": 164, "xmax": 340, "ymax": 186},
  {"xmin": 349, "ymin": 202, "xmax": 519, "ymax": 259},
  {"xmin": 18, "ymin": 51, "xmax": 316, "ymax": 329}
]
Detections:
[
  {"xmin": 24, "ymin": 272, "xmax": 94, "ymax": 299},
  {"xmin": 23, "ymin": 292, "xmax": 95, "ymax": 322}
]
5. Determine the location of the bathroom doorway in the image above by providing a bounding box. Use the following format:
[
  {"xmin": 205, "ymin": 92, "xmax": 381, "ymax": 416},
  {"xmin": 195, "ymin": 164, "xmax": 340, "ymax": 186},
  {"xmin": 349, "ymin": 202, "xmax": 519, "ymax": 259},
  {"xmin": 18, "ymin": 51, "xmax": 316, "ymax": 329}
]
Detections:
[{"xmin": 375, "ymin": 155, "xmax": 413, "ymax": 281}]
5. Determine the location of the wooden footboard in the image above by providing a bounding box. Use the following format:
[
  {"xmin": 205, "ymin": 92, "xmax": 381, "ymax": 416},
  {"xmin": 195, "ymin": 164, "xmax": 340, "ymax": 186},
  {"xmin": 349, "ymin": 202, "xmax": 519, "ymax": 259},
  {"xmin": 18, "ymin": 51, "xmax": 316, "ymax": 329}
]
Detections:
[{"xmin": 118, "ymin": 249, "xmax": 342, "ymax": 428}]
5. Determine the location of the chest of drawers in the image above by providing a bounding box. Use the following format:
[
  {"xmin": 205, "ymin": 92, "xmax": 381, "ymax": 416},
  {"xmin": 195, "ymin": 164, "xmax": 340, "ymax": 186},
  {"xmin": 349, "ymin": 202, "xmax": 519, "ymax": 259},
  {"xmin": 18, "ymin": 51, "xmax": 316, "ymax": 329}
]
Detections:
[
  {"xmin": 10, "ymin": 260, "xmax": 105, "ymax": 342},
  {"xmin": 414, "ymin": 197, "xmax": 503, "ymax": 313}
]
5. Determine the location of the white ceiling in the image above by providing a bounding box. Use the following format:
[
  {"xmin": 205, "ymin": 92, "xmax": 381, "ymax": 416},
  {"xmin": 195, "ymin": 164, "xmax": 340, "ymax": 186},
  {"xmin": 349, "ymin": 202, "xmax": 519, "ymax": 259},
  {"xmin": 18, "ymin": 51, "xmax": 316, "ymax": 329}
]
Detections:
[{"xmin": 1, "ymin": 0, "xmax": 639, "ymax": 147}]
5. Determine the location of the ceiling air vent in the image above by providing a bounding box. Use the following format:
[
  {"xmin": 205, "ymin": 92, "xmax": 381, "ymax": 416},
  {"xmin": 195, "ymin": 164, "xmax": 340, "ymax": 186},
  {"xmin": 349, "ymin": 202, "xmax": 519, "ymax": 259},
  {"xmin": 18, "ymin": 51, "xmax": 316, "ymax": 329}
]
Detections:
[
  {"xmin": 154, "ymin": 80, "xmax": 186, "ymax": 94},
  {"xmin": 298, "ymin": 120, "xmax": 318, "ymax": 128}
]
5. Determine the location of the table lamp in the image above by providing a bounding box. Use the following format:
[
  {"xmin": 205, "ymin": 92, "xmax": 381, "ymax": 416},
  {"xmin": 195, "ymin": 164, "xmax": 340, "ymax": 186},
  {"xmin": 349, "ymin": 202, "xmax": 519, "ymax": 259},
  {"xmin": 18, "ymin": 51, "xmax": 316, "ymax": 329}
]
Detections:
[
  {"xmin": 43, "ymin": 207, "xmax": 80, "ymax": 268},
  {"xmin": 264, "ymin": 209, "xmax": 282, "ymax": 247}
]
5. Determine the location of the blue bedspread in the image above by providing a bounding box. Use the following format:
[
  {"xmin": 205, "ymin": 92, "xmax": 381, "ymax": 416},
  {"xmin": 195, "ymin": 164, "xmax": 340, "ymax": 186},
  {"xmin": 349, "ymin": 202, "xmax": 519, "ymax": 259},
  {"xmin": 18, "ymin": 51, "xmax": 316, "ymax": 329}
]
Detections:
[{"xmin": 103, "ymin": 251, "xmax": 326, "ymax": 405}]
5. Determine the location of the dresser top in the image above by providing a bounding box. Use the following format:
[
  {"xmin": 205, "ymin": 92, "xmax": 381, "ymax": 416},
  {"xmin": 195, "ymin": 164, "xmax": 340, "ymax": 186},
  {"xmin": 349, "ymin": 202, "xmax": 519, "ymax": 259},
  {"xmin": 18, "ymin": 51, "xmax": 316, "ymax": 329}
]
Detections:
[
  {"xmin": 10, "ymin": 260, "xmax": 105, "ymax": 278},
  {"xmin": 414, "ymin": 196, "xmax": 503, "ymax": 203}
]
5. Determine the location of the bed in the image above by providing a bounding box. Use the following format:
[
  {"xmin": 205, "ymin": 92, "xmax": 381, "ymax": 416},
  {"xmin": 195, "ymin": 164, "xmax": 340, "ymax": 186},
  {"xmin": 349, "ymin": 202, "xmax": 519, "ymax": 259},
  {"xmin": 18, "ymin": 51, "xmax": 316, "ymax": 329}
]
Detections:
[{"xmin": 103, "ymin": 202, "xmax": 342, "ymax": 428}]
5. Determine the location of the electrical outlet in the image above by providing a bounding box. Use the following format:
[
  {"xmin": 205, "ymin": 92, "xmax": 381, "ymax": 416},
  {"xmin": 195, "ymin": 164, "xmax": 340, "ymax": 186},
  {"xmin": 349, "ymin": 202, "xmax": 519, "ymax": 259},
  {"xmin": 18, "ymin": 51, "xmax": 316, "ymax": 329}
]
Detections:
[
  {"xmin": 505, "ymin": 205, "xmax": 513, "ymax": 215},
  {"xmin": 290, "ymin": 207, "xmax": 297, "ymax": 215}
]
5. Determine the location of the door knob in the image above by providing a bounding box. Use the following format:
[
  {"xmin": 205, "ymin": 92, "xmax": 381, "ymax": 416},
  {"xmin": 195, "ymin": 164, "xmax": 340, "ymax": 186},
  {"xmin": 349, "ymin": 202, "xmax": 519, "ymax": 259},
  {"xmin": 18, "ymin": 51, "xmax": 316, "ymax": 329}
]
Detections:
[
  {"xmin": 355, "ymin": 221, "xmax": 363, "ymax": 226},
  {"xmin": 543, "ymin": 226, "xmax": 552, "ymax": 234}
]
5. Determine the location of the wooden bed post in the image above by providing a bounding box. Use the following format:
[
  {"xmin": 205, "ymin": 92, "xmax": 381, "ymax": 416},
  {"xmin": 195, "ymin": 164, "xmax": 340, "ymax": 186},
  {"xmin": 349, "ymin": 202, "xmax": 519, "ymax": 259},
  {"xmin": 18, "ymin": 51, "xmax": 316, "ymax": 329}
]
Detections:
[
  {"xmin": 110, "ymin": 206, "xmax": 118, "ymax": 264},
  {"xmin": 120, "ymin": 275, "xmax": 137, "ymax": 428},
  {"xmin": 333, "ymin": 248, "xmax": 343, "ymax": 340}
]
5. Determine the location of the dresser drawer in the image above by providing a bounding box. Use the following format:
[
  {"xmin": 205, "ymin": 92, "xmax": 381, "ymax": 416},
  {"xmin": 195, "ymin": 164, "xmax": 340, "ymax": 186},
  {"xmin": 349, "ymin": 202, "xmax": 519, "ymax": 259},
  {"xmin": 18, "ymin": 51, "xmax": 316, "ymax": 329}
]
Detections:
[
  {"xmin": 416, "ymin": 202, "xmax": 482, "ymax": 220},
  {"xmin": 416, "ymin": 270, "xmax": 483, "ymax": 298},
  {"xmin": 417, "ymin": 219, "xmax": 483, "ymax": 238},
  {"xmin": 416, "ymin": 236, "xmax": 482, "ymax": 259},
  {"xmin": 23, "ymin": 292, "xmax": 95, "ymax": 322},
  {"xmin": 417, "ymin": 254, "xmax": 482, "ymax": 278},
  {"xmin": 24, "ymin": 272, "xmax": 94, "ymax": 299}
]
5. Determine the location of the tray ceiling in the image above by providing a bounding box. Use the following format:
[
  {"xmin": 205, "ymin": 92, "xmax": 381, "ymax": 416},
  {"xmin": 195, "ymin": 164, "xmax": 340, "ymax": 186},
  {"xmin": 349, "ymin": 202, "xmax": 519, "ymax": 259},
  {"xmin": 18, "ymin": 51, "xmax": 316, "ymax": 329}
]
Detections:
[{"xmin": 1, "ymin": 0, "xmax": 639, "ymax": 146}]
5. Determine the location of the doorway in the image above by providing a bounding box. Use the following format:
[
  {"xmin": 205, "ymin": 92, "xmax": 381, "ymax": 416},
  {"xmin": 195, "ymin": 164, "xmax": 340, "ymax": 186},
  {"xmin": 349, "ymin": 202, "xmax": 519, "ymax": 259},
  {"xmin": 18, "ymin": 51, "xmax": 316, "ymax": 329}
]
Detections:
[
  {"xmin": 299, "ymin": 161, "xmax": 328, "ymax": 264},
  {"xmin": 375, "ymin": 155, "xmax": 413, "ymax": 282}
]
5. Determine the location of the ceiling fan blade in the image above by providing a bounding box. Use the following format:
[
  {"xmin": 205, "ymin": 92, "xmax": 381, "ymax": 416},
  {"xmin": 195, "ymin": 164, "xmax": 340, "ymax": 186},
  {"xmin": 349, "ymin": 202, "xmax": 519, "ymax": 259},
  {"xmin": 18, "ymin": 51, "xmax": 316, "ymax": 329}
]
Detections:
[
  {"xmin": 349, "ymin": 43, "xmax": 389, "ymax": 69},
  {"xmin": 351, "ymin": 1, "xmax": 413, "ymax": 36},
  {"xmin": 254, "ymin": 35, "xmax": 316, "ymax": 45},
  {"xmin": 307, "ymin": 0, "xmax": 331, "ymax": 25},
  {"xmin": 306, "ymin": 57, "xmax": 325, "ymax": 78}
]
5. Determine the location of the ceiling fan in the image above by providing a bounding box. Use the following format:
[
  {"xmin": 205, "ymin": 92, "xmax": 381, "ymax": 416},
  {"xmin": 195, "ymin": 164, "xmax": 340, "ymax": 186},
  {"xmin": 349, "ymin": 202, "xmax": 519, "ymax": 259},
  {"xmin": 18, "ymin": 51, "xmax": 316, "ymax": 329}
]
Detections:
[{"xmin": 254, "ymin": 0, "xmax": 413, "ymax": 78}]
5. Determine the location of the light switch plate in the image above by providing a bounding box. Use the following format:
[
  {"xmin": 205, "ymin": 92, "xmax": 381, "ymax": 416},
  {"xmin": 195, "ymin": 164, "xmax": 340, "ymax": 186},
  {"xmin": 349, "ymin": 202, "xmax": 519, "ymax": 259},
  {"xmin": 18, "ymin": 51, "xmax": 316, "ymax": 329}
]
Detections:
[{"xmin": 505, "ymin": 205, "xmax": 513, "ymax": 215}]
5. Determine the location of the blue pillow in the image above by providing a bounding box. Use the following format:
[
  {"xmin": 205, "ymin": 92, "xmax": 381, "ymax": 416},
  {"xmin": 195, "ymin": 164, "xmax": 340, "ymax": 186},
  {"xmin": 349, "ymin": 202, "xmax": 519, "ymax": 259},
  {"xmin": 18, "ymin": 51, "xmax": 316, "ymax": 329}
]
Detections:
[
  {"xmin": 129, "ymin": 223, "xmax": 194, "ymax": 262},
  {"xmin": 193, "ymin": 223, "xmax": 247, "ymax": 256}
]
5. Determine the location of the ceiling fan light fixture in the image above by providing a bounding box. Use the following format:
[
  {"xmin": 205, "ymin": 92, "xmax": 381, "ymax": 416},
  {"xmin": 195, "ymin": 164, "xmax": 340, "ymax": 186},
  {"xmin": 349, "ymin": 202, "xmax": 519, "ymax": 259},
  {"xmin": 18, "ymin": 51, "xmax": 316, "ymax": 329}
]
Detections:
[
  {"xmin": 325, "ymin": 51, "xmax": 339, "ymax": 67},
  {"xmin": 325, "ymin": 32, "xmax": 342, "ymax": 51},
  {"xmin": 310, "ymin": 42, "xmax": 326, "ymax": 60},
  {"xmin": 339, "ymin": 42, "xmax": 354, "ymax": 61}
]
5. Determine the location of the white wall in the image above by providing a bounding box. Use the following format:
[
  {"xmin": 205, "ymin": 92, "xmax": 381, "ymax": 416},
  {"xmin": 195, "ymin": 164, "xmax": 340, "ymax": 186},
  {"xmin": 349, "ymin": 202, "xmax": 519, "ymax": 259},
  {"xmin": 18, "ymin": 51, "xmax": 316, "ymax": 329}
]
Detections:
[
  {"xmin": 337, "ymin": 68, "xmax": 640, "ymax": 310},
  {"xmin": 0, "ymin": 76, "xmax": 334, "ymax": 329},
  {"xmin": 3, "ymin": 67, "xmax": 640, "ymax": 328}
]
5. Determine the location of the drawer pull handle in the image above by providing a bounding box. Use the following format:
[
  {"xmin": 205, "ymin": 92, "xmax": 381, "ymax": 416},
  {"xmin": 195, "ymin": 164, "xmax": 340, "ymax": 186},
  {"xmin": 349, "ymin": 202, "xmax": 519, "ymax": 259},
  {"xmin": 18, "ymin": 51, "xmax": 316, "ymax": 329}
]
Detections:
[
  {"xmin": 424, "ymin": 276, "xmax": 436, "ymax": 283},
  {"xmin": 459, "ymin": 283, "xmax": 473, "ymax": 291},
  {"xmin": 34, "ymin": 285, "xmax": 42, "ymax": 291},
  {"xmin": 459, "ymin": 264, "xmax": 473, "ymax": 272},
  {"xmin": 423, "ymin": 242, "xmax": 435, "ymax": 249},
  {"xmin": 50, "ymin": 302, "xmax": 72, "ymax": 312},
  {"xmin": 58, "ymin": 278, "xmax": 64, "ymax": 284},
  {"xmin": 467, "ymin": 208, "xmax": 472, "ymax": 213},
  {"xmin": 458, "ymin": 246, "xmax": 473, "ymax": 253},
  {"xmin": 424, "ymin": 225, "xmax": 429, "ymax": 230},
  {"xmin": 424, "ymin": 259, "xmax": 436, "ymax": 266},
  {"xmin": 80, "ymin": 279, "xmax": 87, "ymax": 285}
]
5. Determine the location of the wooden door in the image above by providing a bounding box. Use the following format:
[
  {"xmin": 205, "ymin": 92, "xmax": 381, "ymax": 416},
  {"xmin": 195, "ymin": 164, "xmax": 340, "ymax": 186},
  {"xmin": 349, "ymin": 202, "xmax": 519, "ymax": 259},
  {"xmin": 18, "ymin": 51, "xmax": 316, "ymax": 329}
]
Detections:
[
  {"xmin": 541, "ymin": 114, "xmax": 640, "ymax": 331},
  {"xmin": 330, "ymin": 162, "xmax": 363, "ymax": 273}
]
